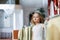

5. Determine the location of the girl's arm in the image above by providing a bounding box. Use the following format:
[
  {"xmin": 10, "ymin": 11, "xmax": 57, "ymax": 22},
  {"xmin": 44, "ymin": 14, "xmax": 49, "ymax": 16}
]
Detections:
[{"xmin": 41, "ymin": 24, "xmax": 46, "ymax": 40}]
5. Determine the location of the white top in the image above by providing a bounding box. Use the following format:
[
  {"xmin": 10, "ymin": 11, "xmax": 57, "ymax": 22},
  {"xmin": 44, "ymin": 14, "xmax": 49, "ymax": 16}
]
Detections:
[{"xmin": 32, "ymin": 24, "xmax": 43, "ymax": 40}]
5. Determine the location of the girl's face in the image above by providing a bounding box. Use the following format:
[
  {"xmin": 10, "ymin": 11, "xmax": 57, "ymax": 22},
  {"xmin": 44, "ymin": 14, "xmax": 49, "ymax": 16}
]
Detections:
[{"xmin": 32, "ymin": 13, "xmax": 40, "ymax": 24}]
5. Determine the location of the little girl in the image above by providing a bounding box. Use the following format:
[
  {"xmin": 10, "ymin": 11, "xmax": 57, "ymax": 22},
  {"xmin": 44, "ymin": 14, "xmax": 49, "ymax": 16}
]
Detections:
[{"xmin": 30, "ymin": 11, "xmax": 45, "ymax": 40}]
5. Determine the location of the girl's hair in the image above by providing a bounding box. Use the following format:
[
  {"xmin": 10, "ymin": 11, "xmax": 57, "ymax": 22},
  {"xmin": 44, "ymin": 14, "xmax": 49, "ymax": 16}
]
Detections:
[{"xmin": 29, "ymin": 11, "xmax": 45, "ymax": 25}]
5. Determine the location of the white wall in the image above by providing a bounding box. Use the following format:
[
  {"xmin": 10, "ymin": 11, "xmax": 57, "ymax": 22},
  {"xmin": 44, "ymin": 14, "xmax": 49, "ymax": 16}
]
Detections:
[
  {"xmin": 0, "ymin": 11, "xmax": 13, "ymax": 32},
  {"xmin": 0, "ymin": 10, "xmax": 4, "ymax": 27},
  {"xmin": 15, "ymin": 9, "xmax": 23, "ymax": 30},
  {"xmin": 0, "ymin": 5, "xmax": 23, "ymax": 32}
]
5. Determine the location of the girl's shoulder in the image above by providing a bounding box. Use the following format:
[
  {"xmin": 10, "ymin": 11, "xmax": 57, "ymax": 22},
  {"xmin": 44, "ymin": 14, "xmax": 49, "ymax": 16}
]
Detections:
[{"xmin": 39, "ymin": 23, "xmax": 45, "ymax": 28}]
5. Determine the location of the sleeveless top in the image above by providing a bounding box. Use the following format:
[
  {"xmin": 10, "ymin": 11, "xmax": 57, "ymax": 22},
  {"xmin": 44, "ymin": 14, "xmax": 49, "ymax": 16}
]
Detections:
[{"xmin": 32, "ymin": 24, "xmax": 43, "ymax": 40}]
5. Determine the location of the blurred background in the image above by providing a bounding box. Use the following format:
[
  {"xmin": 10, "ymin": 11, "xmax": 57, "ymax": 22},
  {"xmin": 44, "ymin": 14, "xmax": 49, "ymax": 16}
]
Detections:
[
  {"xmin": 0, "ymin": 0, "xmax": 48, "ymax": 31},
  {"xmin": 0, "ymin": 0, "xmax": 48, "ymax": 40}
]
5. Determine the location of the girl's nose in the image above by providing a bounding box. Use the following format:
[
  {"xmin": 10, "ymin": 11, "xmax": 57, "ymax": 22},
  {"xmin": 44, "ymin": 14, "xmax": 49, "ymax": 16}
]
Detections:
[{"xmin": 35, "ymin": 18, "xmax": 36, "ymax": 20}]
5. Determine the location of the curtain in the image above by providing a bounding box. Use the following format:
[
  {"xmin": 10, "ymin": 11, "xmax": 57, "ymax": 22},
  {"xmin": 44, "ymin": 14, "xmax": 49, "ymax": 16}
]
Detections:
[{"xmin": 18, "ymin": 27, "xmax": 32, "ymax": 40}]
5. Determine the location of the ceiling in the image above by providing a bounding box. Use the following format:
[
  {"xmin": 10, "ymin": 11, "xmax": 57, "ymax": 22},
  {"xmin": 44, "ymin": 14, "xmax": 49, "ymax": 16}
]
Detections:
[{"xmin": 20, "ymin": 0, "xmax": 48, "ymax": 9}]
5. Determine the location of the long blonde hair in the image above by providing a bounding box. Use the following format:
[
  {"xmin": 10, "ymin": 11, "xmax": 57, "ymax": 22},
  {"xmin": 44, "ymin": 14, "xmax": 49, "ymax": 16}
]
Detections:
[{"xmin": 30, "ymin": 12, "xmax": 45, "ymax": 25}]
